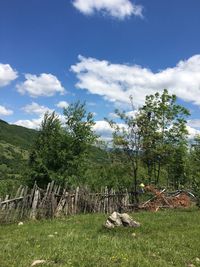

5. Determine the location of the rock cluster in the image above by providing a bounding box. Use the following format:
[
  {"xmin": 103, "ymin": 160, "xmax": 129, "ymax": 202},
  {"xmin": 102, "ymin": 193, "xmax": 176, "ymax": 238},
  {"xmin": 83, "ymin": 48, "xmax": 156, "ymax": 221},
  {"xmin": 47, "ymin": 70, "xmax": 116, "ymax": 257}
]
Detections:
[{"xmin": 105, "ymin": 212, "xmax": 140, "ymax": 229}]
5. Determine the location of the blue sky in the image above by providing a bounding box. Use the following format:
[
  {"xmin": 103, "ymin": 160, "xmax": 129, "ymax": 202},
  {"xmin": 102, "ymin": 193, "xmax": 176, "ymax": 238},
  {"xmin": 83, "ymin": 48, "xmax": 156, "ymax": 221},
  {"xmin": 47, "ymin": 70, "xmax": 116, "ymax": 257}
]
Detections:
[{"xmin": 1, "ymin": 0, "xmax": 200, "ymax": 139}]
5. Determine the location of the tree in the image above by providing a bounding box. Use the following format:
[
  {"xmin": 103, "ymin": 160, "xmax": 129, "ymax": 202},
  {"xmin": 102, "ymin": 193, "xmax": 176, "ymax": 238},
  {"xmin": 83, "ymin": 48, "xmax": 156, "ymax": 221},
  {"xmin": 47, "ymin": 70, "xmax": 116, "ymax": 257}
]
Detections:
[
  {"xmin": 29, "ymin": 102, "xmax": 97, "ymax": 187},
  {"xmin": 62, "ymin": 101, "xmax": 98, "ymax": 184},
  {"xmin": 189, "ymin": 135, "xmax": 200, "ymax": 205},
  {"xmin": 107, "ymin": 89, "xmax": 190, "ymax": 205},
  {"xmin": 107, "ymin": 99, "xmax": 143, "ymax": 206},
  {"xmin": 137, "ymin": 89, "xmax": 190, "ymax": 186},
  {"xmin": 29, "ymin": 112, "xmax": 63, "ymax": 187}
]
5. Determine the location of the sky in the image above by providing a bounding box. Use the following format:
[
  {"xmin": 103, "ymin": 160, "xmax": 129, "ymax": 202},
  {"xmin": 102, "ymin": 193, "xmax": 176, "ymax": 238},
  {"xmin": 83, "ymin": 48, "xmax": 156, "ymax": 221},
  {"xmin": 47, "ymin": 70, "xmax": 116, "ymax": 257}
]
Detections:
[{"xmin": 1, "ymin": 0, "xmax": 200, "ymax": 140}]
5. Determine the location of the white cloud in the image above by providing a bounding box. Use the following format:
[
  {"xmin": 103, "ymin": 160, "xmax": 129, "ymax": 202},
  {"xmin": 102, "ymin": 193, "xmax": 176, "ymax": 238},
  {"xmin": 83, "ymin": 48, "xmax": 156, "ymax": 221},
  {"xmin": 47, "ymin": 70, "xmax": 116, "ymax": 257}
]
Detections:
[
  {"xmin": 56, "ymin": 101, "xmax": 69, "ymax": 109},
  {"xmin": 93, "ymin": 120, "xmax": 127, "ymax": 142},
  {"xmin": 93, "ymin": 121, "xmax": 200, "ymax": 143},
  {"xmin": 17, "ymin": 73, "xmax": 65, "ymax": 97},
  {"xmin": 93, "ymin": 120, "xmax": 113, "ymax": 141},
  {"xmin": 0, "ymin": 105, "xmax": 13, "ymax": 116},
  {"xmin": 0, "ymin": 63, "xmax": 18, "ymax": 87},
  {"xmin": 72, "ymin": 0, "xmax": 143, "ymax": 19},
  {"xmin": 13, "ymin": 112, "xmax": 65, "ymax": 129},
  {"xmin": 187, "ymin": 125, "xmax": 200, "ymax": 139},
  {"xmin": 187, "ymin": 119, "xmax": 200, "ymax": 129},
  {"xmin": 108, "ymin": 112, "xmax": 120, "ymax": 119},
  {"xmin": 71, "ymin": 54, "xmax": 200, "ymax": 108},
  {"xmin": 14, "ymin": 117, "xmax": 42, "ymax": 129},
  {"xmin": 125, "ymin": 110, "xmax": 138, "ymax": 118},
  {"xmin": 22, "ymin": 102, "xmax": 53, "ymax": 116}
]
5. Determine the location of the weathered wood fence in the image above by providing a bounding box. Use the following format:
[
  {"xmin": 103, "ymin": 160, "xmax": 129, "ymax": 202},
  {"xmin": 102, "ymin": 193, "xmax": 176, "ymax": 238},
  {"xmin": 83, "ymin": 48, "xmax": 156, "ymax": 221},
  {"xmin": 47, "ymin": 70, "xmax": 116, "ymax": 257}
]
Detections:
[{"xmin": 0, "ymin": 181, "xmax": 133, "ymax": 223}]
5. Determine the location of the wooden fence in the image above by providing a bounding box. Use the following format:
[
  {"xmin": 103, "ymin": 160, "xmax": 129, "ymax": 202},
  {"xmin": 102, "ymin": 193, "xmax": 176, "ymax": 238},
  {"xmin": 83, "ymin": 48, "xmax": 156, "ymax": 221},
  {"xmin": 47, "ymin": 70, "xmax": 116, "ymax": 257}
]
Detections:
[{"xmin": 0, "ymin": 181, "xmax": 134, "ymax": 223}]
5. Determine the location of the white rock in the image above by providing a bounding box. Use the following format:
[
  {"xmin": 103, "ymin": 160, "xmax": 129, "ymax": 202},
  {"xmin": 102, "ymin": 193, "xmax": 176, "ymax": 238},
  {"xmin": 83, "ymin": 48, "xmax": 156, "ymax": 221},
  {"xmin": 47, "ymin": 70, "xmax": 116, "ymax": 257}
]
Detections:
[
  {"xmin": 195, "ymin": 258, "xmax": 200, "ymax": 263},
  {"xmin": 31, "ymin": 260, "xmax": 46, "ymax": 266},
  {"xmin": 120, "ymin": 213, "xmax": 140, "ymax": 227},
  {"xmin": 108, "ymin": 212, "xmax": 122, "ymax": 226},
  {"xmin": 132, "ymin": 232, "xmax": 136, "ymax": 237},
  {"xmin": 105, "ymin": 219, "xmax": 115, "ymax": 229},
  {"xmin": 104, "ymin": 212, "xmax": 140, "ymax": 229},
  {"xmin": 48, "ymin": 234, "xmax": 54, "ymax": 238},
  {"xmin": 18, "ymin": 222, "xmax": 24, "ymax": 226}
]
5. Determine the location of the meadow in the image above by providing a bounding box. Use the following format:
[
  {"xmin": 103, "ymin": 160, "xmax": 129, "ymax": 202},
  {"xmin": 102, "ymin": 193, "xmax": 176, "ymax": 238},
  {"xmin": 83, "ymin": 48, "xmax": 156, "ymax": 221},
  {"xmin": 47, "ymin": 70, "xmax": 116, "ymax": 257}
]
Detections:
[{"xmin": 0, "ymin": 209, "xmax": 200, "ymax": 267}]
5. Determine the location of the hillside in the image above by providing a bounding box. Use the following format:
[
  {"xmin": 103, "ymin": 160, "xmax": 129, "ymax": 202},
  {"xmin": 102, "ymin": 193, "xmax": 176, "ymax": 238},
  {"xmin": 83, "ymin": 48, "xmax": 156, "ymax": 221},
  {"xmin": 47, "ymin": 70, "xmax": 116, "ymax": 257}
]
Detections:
[
  {"xmin": 0, "ymin": 120, "xmax": 38, "ymax": 194},
  {"xmin": 0, "ymin": 119, "xmax": 37, "ymax": 149}
]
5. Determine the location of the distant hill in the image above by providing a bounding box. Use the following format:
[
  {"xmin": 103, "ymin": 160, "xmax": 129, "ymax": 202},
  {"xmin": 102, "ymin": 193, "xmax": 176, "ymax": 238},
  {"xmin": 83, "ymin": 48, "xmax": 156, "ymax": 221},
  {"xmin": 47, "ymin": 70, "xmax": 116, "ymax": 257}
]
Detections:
[
  {"xmin": 0, "ymin": 120, "xmax": 38, "ymax": 194},
  {"xmin": 0, "ymin": 119, "xmax": 37, "ymax": 149}
]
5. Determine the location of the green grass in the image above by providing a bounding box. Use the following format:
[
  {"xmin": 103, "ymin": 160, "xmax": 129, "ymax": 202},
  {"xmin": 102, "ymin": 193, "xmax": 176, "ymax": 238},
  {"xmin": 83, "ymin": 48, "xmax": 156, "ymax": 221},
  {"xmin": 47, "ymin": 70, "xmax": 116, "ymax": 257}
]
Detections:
[{"xmin": 0, "ymin": 209, "xmax": 200, "ymax": 267}]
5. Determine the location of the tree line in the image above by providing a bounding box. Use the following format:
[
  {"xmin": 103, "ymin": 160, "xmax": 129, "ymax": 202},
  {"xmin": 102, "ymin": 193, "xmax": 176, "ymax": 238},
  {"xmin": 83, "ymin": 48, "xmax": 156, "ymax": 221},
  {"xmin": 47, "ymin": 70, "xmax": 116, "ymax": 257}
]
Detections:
[
  {"xmin": 24, "ymin": 90, "xmax": 199, "ymax": 193},
  {"xmin": 12, "ymin": 90, "xmax": 200, "ymax": 201}
]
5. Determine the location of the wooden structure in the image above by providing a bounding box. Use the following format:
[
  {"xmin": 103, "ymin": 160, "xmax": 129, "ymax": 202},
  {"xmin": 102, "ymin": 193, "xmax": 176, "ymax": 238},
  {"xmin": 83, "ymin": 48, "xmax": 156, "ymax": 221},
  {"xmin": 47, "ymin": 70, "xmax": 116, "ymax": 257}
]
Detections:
[
  {"xmin": 0, "ymin": 182, "xmax": 195, "ymax": 223},
  {"xmin": 0, "ymin": 182, "xmax": 132, "ymax": 223}
]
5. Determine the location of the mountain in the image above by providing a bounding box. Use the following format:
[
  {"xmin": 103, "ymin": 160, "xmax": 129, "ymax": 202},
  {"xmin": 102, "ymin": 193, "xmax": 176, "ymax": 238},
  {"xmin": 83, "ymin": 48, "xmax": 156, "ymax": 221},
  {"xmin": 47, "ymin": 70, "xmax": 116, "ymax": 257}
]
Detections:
[{"xmin": 0, "ymin": 119, "xmax": 37, "ymax": 149}]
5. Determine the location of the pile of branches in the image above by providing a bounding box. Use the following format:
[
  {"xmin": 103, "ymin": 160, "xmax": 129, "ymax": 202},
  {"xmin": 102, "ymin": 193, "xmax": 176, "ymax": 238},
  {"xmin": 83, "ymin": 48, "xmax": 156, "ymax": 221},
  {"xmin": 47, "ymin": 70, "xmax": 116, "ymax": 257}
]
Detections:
[{"xmin": 140, "ymin": 185, "xmax": 195, "ymax": 212}]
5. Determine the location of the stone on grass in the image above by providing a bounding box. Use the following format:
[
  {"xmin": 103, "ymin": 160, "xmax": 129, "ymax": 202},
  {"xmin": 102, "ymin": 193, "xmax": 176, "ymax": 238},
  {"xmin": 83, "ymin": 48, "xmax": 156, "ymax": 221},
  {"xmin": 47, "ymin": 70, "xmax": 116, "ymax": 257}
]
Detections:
[
  {"xmin": 120, "ymin": 213, "xmax": 140, "ymax": 227},
  {"xmin": 195, "ymin": 258, "xmax": 200, "ymax": 263},
  {"xmin": 48, "ymin": 234, "xmax": 54, "ymax": 238},
  {"xmin": 104, "ymin": 212, "xmax": 140, "ymax": 229},
  {"xmin": 31, "ymin": 260, "xmax": 46, "ymax": 266},
  {"xmin": 108, "ymin": 211, "xmax": 123, "ymax": 226},
  {"xmin": 18, "ymin": 222, "xmax": 24, "ymax": 226},
  {"xmin": 105, "ymin": 219, "xmax": 115, "ymax": 229}
]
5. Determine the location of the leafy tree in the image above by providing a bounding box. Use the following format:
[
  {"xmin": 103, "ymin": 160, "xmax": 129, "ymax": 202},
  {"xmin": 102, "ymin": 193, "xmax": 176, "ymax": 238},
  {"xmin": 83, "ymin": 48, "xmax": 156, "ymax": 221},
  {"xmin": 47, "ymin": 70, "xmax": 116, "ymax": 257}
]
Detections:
[
  {"xmin": 29, "ymin": 112, "xmax": 63, "ymax": 187},
  {"xmin": 29, "ymin": 102, "xmax": 97, "ymax": 187},
  {"xmin": 166, "ymin": 143, "xmax": 188, "ymax": 188},
  {"xmin": 62, "ymin": 101, "xmax": 98, "ymax": 185},
  {"xmin": 107, "ymin": 89, "xmax": 190, "ymax": 205},
  {"xmin": 188, "ymin": 135, "xmax": 200, "ymax": 205},
  {"xmin": 84, "ymin": 147, "xmax": 133, "ymax": 190},
  {"xmin": 107, "ymin": 100, "xmax": 143, "ymax": 206},
  {"xmin": 137, "ymin": 89, "xmax": 190, "ymax": 186}
]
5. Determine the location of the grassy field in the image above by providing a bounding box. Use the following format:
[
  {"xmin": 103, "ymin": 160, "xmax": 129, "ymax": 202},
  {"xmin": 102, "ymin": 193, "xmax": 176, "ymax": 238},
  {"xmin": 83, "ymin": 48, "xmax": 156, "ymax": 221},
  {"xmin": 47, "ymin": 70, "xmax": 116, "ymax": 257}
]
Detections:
[{"xmin": 0, "ymin": 209, "xmax": 200, "ymax": 267}]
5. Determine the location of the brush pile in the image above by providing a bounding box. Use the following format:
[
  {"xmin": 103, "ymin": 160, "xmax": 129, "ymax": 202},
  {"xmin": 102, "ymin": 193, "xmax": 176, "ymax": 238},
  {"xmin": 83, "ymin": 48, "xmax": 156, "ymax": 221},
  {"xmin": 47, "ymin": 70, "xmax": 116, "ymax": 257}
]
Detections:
[{"xmin": 140, "ymin": 185, "xmax": 195, "ymax": 212}]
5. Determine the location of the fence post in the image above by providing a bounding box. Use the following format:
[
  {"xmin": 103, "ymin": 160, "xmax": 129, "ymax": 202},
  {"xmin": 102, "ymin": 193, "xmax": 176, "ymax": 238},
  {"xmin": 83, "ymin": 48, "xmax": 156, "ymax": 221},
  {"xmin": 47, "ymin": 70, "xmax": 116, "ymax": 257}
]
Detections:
[{"xmin": 30, "ymin": 189, "xmax": 40, "ymax": 220}]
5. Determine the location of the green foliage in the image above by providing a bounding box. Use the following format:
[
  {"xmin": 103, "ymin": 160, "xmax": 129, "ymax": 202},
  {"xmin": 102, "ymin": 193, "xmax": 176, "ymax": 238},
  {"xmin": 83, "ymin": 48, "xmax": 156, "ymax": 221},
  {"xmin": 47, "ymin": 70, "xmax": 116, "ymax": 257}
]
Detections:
[
  {"xmin": 28, "ymin": 112, "xmax": 63, "ymax": 187},
  {"xmin": 106, "ymin": 89, "xmax": 190, "ymax": 194},
  {"xmin": 137, "ymin": 89, "xmax": 190, "ymax": 186},
  {"xmin": 0, "ymin": 91, "xmax": 199, "ymax": 194},
  {"xmin": 189, "ymin": 135, "xmax": 200, "ymax": 204},
  {"xmin": 0, "ymin": 179, "xmax": 22, "ymax": 197},
  {"xmin": 0, "ymin": 119, "xmax": 37, "ymax": 194},
  {"xmin": 63, "ymin": 101, "xmax": 98, "ymax": 182},
  {"xmin": 29, "ymin": 103, "xmax": 98, "ymax": 187},
  {"xmin": 107, "ymin": 100, "xmax": 145, "ymax": 205},
  {"xmin": 84, "ymin": 148, "xmax": 133, "ymax": 190},
  {"xmin": 0, "ymin": 142, "xmax": 29, "ymax": 184}
]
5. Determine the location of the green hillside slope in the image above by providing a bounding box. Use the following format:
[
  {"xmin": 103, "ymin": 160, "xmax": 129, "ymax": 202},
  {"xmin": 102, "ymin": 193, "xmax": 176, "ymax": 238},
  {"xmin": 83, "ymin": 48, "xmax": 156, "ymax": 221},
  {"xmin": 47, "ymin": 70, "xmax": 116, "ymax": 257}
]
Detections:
[
  {"xmin": 0, "ymin": 120, "xmax": 38, "ymax": 195},
  {"xmin": 0, "ymin": 119, "xmax": 37, "ymax": 149}
]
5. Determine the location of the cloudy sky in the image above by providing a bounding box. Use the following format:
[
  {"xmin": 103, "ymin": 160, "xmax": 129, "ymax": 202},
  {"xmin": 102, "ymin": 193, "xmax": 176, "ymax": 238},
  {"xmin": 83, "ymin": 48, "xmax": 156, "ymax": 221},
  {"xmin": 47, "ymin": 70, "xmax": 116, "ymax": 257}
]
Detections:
[{"xmin": 1, "ymin": 0, "xmax": 200, "ymax": 139}]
